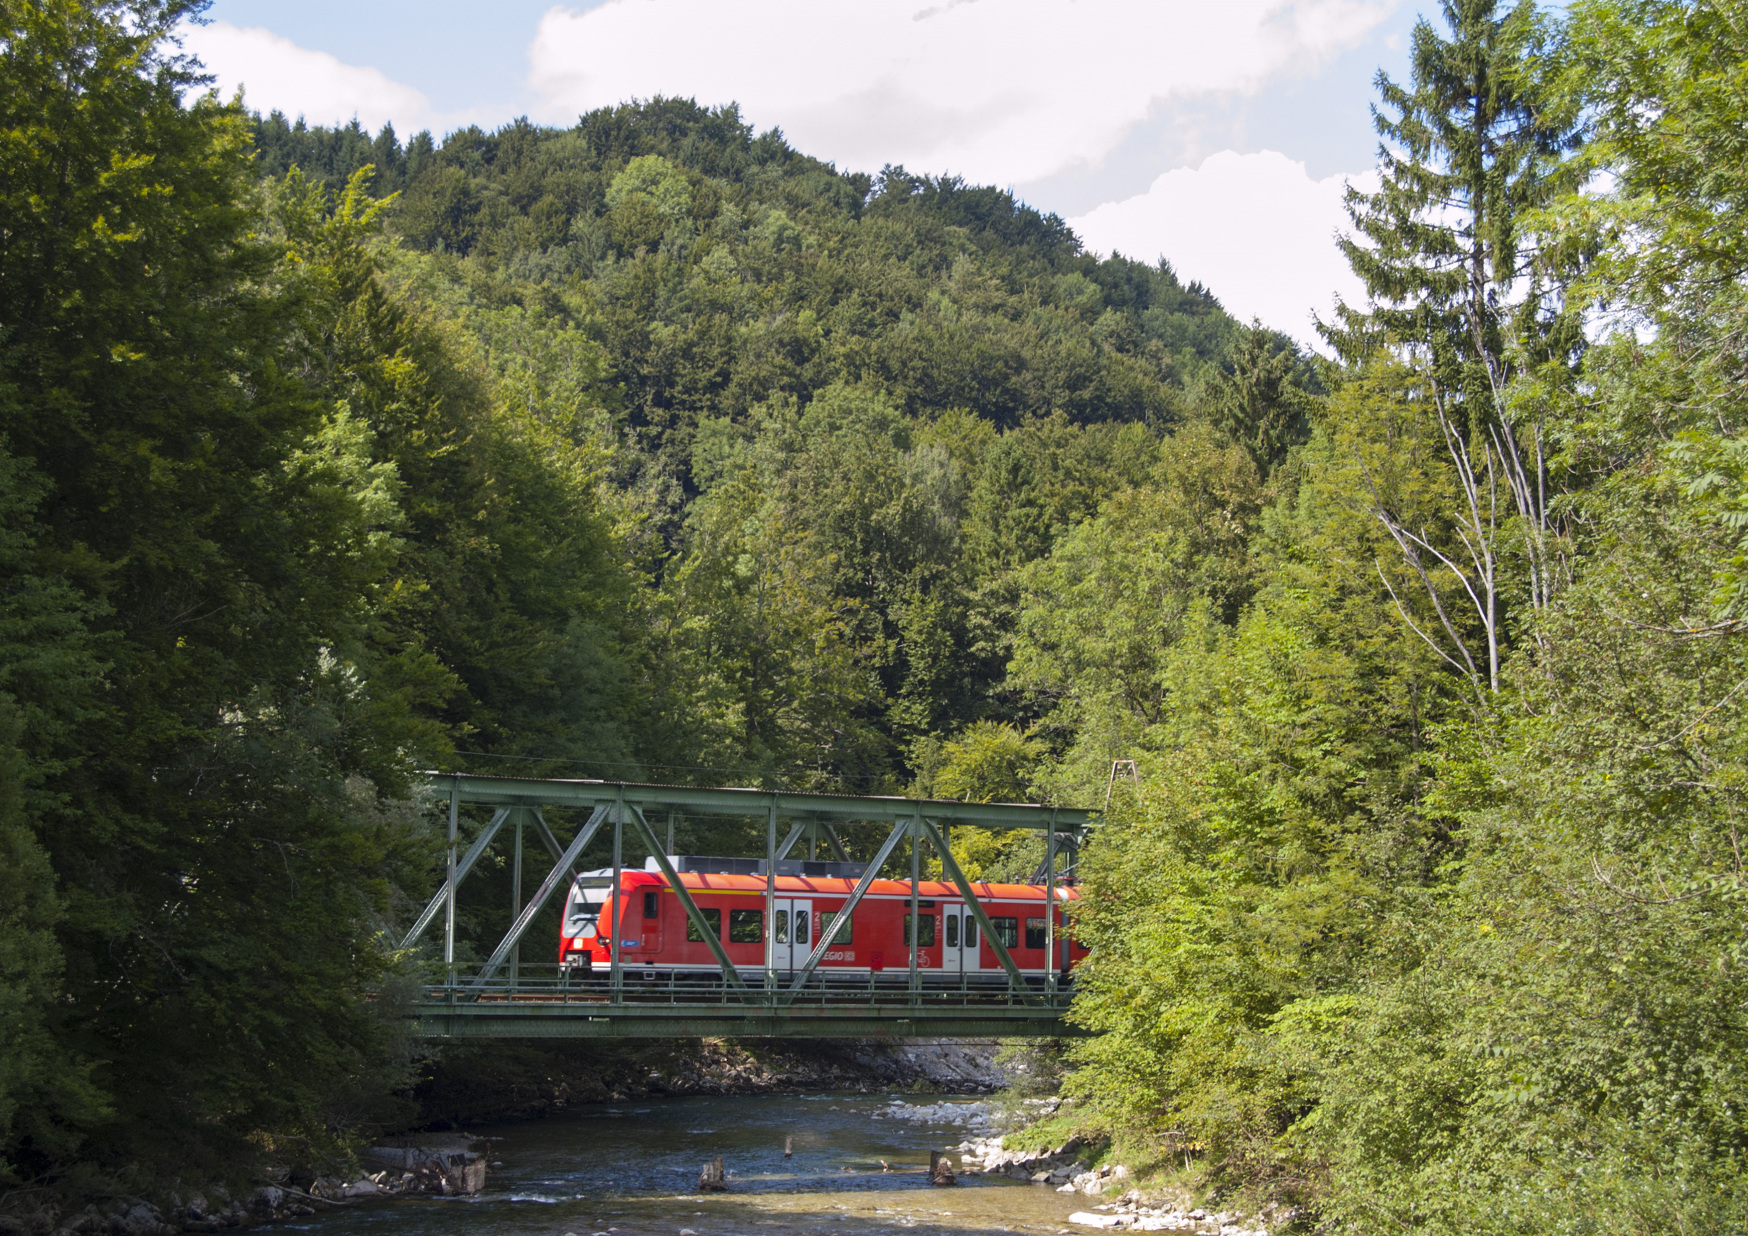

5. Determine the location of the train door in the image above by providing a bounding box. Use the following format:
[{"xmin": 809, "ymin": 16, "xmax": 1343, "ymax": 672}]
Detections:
[
  {"xmin": 771, "ymin": 898, "xmax": 813, "ymax": 971},
  {"xmin": 941, "ymin": 905, "xmax": 981, "ymax": 975},
  {"xmin": 637, "ymin": 887, "xmax": 663, "ymax": 953}
]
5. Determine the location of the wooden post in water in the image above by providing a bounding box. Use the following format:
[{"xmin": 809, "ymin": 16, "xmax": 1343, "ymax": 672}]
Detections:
[{"xmin": 698, "ymin": 1157, "xmax": 726, "ymax": 1191}]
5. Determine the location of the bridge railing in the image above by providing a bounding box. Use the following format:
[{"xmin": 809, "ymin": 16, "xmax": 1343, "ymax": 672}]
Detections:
[{"xmin": 413, "ymin": 962, "xmax": 1076, "ymax": 1013}]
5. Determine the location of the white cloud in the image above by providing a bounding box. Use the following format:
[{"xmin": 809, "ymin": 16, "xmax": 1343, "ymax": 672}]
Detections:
[
  {"xmin": 181, "ymin": 21, "xmax": 440, "ymax": 135},
  {"xmin": 1068, "ymin": 149, "xmax": 1377, "ymax": 344},
  {"xmin": 527, "ymin": 0, "xmax": 1394, "ymax": 185}
]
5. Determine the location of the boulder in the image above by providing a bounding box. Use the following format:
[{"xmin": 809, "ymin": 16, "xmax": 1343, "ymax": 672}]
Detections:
[
  {"xmin": 116, "ymin": 1205, "xmax": 160, "ymax": 1236},
  {"xmin": 365, "ymin": 1136, "xmax": 489, "ymax": 1195},
  {"xmin": 443, "ymin": 1160, "xmax": 487, "ymax": 1196}
]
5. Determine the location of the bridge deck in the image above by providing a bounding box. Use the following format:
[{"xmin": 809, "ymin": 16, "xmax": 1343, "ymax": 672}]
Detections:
[{"xmin": 407, "ymin": 974, "xmax": 1080, "ymax": 1038}]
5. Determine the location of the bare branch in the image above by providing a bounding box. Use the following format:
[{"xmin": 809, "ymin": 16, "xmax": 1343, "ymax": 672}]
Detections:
[
  {"xmin": 1376, "ymin": 561, "xmax": 1478, "ymax": 679},
  {"xmin": 1589, "ymin": 855, "xmax": 1721, "ymax": 906},
  {"xmin": 1603, "ymin": 612, "xmax": 1748, "ymax": 639},
  {"xmin": 1634, "ymin": 676, "xmax": 1748, "ymax": 751}
]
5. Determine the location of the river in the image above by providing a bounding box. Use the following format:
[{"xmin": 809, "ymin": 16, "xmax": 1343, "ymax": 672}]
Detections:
[{"xmin": 299, "ymin": 1094, "xmax": 1091, "ymax": 1236}]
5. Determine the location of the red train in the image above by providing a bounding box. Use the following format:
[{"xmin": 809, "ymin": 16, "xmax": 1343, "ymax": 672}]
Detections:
[{"xmin": 560, "ymin": 857, "xmax": 1085, "ymax": 984}]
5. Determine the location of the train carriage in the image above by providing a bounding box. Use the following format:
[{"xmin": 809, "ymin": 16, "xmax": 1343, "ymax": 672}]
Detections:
[{"xmin": 560, "ymin": 856, "xmax": 1085, "ymax": 986}]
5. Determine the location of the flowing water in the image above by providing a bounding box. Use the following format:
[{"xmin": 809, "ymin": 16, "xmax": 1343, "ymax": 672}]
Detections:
[{"xmin": 295, "ymin": 1094, "xmax": 1089, "ymax": 1236}]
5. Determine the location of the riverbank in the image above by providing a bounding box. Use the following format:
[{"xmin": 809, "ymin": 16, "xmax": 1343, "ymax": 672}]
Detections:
[{"xmin": 413, "ymin": 1036, "xmax": 1009, "ymax": 1127}]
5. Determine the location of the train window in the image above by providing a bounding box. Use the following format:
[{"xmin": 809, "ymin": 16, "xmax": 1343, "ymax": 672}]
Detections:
[
  {"xmin": 820, "ymin": 910, "xmax": 852, "ymax": 944},
  {"xmin": 729, "ymin": 908, "xmax": 763, "ymax": 943},
  {"xmin": 643, "ymin": 891, "xmax": 658, "ymax": 919},
  {"xmin": 965, "ymin": 916, "xmax": 977, "ymax": 948},
  {"xmin": 989, "ymin": 916, "xmax": 1019, "ymax": 948},
  {"xmin": 794, "ymin": 910, "xmax": 809, "ymax": 944},
  {"xmin": 685, "ymin": 907, "xmax": 722, "ymax": 942},
  {"xmin": 945, "ymin": 913, "xmax": 959, "ymax": 949},
  {"xmin": 904, "ymin": 913, "xmax": 936, "ymax": 947},
  {"xmin": 773, "ymin": 910, "xmax": 789, "ymax": 943},
  {"xmin": 1025, "ymin": 917, "xmax": 1048, "ymax": 949}
]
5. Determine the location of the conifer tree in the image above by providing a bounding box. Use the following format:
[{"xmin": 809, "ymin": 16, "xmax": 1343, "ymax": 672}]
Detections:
[
  {"xmin": 1325, "ymin": 0, "xmax": 1582, "ymax": 693},
  {"xmin": 1328, "ymin": 0, "xmax": 1580, "ymax": 399},
  {"xmin": 1208, "ymin": 321, "xmax": 1315, "ymax": 478}
]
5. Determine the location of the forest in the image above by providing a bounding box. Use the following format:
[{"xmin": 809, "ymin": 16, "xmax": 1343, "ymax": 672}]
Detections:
[{"xmin": 3, "ymin": 0, "xmax": 1746, "ymax": 1230}]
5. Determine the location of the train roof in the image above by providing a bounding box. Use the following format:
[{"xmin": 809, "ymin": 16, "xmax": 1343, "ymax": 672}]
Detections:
[{"xmin": 604, "ymin": 870, "xmax": 1079, "ymax": 900}]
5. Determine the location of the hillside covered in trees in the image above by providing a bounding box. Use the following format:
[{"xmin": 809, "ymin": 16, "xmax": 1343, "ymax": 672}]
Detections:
[
  {"xmin": 5, "ymin": 0, "xmax": 1748, "ymax": 1232},
  {"xmin": 241, "ymin": 89, "xmax": 1256, "ymax": 795}
]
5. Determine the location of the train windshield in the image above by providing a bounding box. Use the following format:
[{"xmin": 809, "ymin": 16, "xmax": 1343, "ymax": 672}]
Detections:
[
  {"xmin": 564, "ymin": 891, "xmax": 597, "ymax": 937},
  {"xmin": 564, "ymin": 873, "xmax": 612, "ymax": 937}
]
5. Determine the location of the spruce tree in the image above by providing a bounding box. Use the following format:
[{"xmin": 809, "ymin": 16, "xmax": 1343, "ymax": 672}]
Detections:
[
  {"xmin": 1208, "ymin": 321, "xmax": 1315, "ymax": 478},
  {"xmin": 1325, "ymin": 0, "xmax": 1583, "ymax": 693},
  {"xmin": 1326, "ymin": 0, "xmax": 1582, "ymax": 404}
]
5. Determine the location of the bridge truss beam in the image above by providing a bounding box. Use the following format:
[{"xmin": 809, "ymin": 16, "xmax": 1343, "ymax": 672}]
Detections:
[{"xmin": 398, "ymin": 773, "xmax": 1095, "ymax": 1038}]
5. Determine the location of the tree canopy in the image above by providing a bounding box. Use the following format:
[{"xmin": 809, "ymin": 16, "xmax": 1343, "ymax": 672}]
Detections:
[{"xmin": 6, "ymin": 3, "xmax": 1748, "ymax": 1231}]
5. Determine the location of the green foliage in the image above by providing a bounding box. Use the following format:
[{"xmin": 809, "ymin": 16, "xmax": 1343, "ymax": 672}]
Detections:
[
  {"xmin": 929, "ymin": 722, "xmax": 1049, "ymax": 880},
  {"xmin": 0, "ymin": 447, "xmax": 110, "ymax": 1183},
  {"xmin": 18, "ymin": 1, "xmax": 1748, "ymax": 1226},
  {"xmin": 649, "ymin": 393, "xmax": 890, "ymax": 788},
  {"xmin": 259, "ymin": 98, "xmax": 1234, "ymax": 465},
  {"xmin": 1011, "ymin": 422, "xmax": 1264, "ymax": 794},
  {"xmin": 1058, "ymin": 442, "xmax": 1441, "ymax": 1189},
  {"xmin": 0, "ymin": 0, "xmax": 648, "ymax": 1184},
  {"xmin": 1295, "ymin": 488, "xmax": 1748, "ymax": 1233},
  {"xmin": 1046, "ymin": 2, "xmax": 1748, "ymax": 1231},
  {"xmin": 1206, "ymin": 322, "xmax": 1318, "ymax": 476},
  {"xmin": 1554, "ymin": 0, "xmax": 1748, "ymax": 620},
  {"xmin": 935, "ymin": 722, "xmax": 1045, "ymax": 805},
  {"xmin": 0, "ymin": 0, "xmax": 438, "ymax": 1176}
]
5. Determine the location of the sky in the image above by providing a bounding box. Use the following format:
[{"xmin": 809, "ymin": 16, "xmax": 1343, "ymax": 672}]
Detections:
[{"xmin": 185, "ymin": 0, "xmax": 1426, "ymax": 345}]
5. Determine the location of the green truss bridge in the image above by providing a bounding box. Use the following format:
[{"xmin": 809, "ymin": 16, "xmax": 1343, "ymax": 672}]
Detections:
[{"xmin": 398, "ymin": 774, "xmax": 1097, "ymax": 1040}]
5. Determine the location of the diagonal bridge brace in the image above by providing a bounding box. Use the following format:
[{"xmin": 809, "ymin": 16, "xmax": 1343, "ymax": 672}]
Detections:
[
  {"xmin": 776, "ymin": 816, "xmax": 912, "ymax": 1006},
  {"xmin": 818, "ymin": 820, "xmax": 851, "ymax": 862},
  {"xmin": 469, "ymin": 805, "xmax": 609, "ymax": 988},
  {"xmin": 628, "ymin": 806, "xmax": 751, "ymax": 995},
  {"xmin": 404, "ymin": 773, "xmax": 1096, "ymax": 1004},
  {"xmin": 399, "ymin": 807, "xmax": 510, "ymax": 951},
  {"xmin": 775, "ymin": 818, "xmax": 808, "ymax": 862},
  {"xmin": 528, "ymin": 808, "xmax": 575, "ymax": 867},
  {"xmin": 773, "ymin": 817, "xmax": 853, "ymax": 863},
  {"xmin": 918, "ymin": 815, "xmax": 1043, "ymax": 1005}
]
